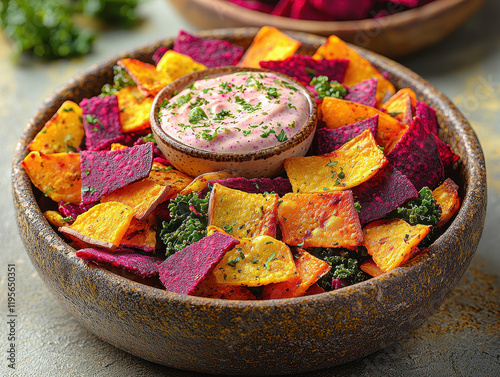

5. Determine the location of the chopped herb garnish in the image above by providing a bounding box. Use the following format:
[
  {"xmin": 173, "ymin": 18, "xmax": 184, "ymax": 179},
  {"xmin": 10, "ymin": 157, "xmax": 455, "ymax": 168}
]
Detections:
[
  {"xmin": 264, "ymin": 251, "xmax": 276, "ymax": 270},
  {"xmin": 189, "ymin": 107, "xmax": 208, "ymax": 124},
  {"xmin": 275, "ymin": 129, "xmax": 288, "ymax": 142}
]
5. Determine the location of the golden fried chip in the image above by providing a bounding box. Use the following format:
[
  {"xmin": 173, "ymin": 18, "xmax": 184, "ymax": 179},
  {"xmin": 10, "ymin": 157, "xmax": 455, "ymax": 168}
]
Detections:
[
  {"xmin": 180, "ymin": 170, "xmax": 236, "ymax": 195},
  {"xmin": 237, "ymin": 26, "xmax": 301, "ymax": 68},
  {"xmin": 313, "ymin": 35, "xmax": 395, "ymax": 104},
  {"xmin": 208, "ymin": 183, "xmax": 279, "ymax": 238},
  {"xmin": 101, "ymin": 178, "xmax": 170, "ymax": 220},
  {"xmin": 110, "ymin": 143, "xmax": 128, "ymax": 151},
  {"xmin": 433, "ymin": 178, "xmax": 461, "ymax": 228},
  {"xmin": 28, "ymin": 101, "xmax": 84, "ymax": 154},
  {"xmin": 21, "ymin": 151, "xmax": 81, "ymax": 204},
  {"xmin": 119, "ymin": 214, "xmax": 157, "ymax": 252},
  {"xmin": 156, "ymin": 50, "xmax": 207, "ymax": 80},
  {"xmin": 321, "ymin": 97, "xmax": 406, "ymax": 149},
  {"xmin": 117, "ymin": 58, "xmax": 172, "ymax": 97},
  {"xmin": 59, "ymin": 202, "xmax": 134, "ymax": 250},
  {"xmin": 363, "ymin": 218, "xmax": 431, "ymax": 272},
  {"xmin": 278, "ymin": 191, "xmax": 364, "ymax": 248},
  {"xmin": 193, "ymin": 274, "xmax": 256, "ymax": 300},
  {"xmin": 285, "ymin": 129, "xmax": 386, "ymax": 193},
  {"xmin": 43, "ymin": 210, "xmax": 70, "ymax": 228},
  {"xmin": 213, "ymin": 236, "xmax": 297, "ymax": 286},
  {"xmin": 116, "ymin": 86, "xmax": 154, "ymax": 133},
  {"xmin": 380, "ymin": 89, "xmax": 415, "ymax": 125},
  {"xmin": 148, "ymin": 162, "xmax": 193, "ymax": 200},
  {"xmin": 359, "ymin": 258, "xmax": 384, "ymax": 278}
]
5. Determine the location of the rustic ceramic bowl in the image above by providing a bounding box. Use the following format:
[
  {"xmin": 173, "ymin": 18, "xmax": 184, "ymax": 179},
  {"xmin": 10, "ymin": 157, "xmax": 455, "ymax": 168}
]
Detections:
[
  {"xmin": 150, "ymin": 67, "xmax": 317, "ymax": 178},
  {"xmin": 167, "ymin": 0, "xmax": 485, "ymax": 57},
  {"xmin": 12, "ymin": 28, "xmax": 486, "ymax": 376}
]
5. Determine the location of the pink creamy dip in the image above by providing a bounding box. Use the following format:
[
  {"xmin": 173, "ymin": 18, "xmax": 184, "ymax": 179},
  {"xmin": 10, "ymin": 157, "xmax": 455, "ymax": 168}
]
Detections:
[{"xmin": 159, "ymin": 71, "xmax": 310, "ymax": 153}]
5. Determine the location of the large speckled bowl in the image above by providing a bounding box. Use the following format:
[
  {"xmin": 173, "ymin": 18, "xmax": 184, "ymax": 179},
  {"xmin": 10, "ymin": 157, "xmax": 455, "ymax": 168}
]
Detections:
[
  {"xmin": 151, "ymin": 67, "xmax": 317, "ymax": 178},
  {"xmin": 12, "ymin": 28, "xmax": 486, "ymax": 376}
]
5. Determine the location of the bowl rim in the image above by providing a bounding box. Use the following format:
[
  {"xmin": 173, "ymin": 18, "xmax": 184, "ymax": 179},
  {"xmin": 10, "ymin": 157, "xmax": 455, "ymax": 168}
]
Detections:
[
  {"xmin": 150, "ymin": 66, "xmax": 318, "ymax": 162},
  {"xmin": 12, "ymin": 27, "xmax": 486, "ymax": 311}
]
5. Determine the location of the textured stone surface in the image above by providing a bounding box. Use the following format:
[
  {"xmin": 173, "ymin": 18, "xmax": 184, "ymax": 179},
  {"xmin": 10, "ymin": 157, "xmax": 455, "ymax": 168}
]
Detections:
[{"xmin": 1, "ymin": 0, "xmax": 500, "ymax": 376}]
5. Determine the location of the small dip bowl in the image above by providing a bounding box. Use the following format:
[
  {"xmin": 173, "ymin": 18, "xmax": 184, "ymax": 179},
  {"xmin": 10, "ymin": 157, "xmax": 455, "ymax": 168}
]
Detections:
[{"xmin": 150, "ymin": 67, "xmax": 317, "ymax": 178}]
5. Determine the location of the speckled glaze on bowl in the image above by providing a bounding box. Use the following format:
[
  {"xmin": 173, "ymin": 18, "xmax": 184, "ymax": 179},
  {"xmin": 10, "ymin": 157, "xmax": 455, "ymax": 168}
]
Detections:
[
  {"xmin": 12, "ymin": 28, "xmax": 486, "ymax": 376},
  {"xmin": 150, "ymin": 67, "xmax": 317, "ymax": 178}
]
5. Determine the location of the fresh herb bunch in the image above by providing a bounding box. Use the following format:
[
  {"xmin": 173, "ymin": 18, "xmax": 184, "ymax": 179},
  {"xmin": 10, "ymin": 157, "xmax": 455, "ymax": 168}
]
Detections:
[
  {"xmin": 392, "ymin": 187, "xmax": 442, "ymax": 227},
  {"xmin": 310, "ymin": 76, "xmax": 347, "ymax": 100},
  {"xmin": 313, "ymin": 247, "xmax": 370, "ymax": 291},
  {"xmin": 160, "ymin": 192, "xmax": 210, "ymax": 256},
  {"xmin": 101, "ymin": 65, "xmax": 136, "ymax": 96},
  {"xmin": 78, "ymin": 0, "xmax": 139, "ymax": 28}
]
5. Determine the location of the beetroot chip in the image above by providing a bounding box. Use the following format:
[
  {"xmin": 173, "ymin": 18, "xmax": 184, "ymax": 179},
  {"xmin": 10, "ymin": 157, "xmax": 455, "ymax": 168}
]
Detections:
[
  {"xmin": 434, "ymin": 134, "xmax": 460, "ymax": 168},
  {"xmin": 158, "ymin": 232, "xmax": 240, "ymax": 295},
  {"xmin": 80, "ymin": 143, "xmax": 153, "ymax": 204},
  {"xmin": 352, "ymin": 162, "xmax": 419, "ymax": 225},
  {"xmin": 227, "ymin": 0, "xmax": 274, "ymax": 12},
  {"xmin": 344, "ymin": 78, "xmax": 378, "ymax": 107},
  {"xmin": 315, "ymin": 115, "xmax": 378, "ymax": 155},
  {"xmin": 311, "ymin": 0, "xmax": 374, "ymax": 20},
  {"xmin": 173, "ymin": 30, "xmax": 244, "ymax": 68},
  {"xmin": 152, "ymin": 46, "xmax": 168, "ymax": 65},
  {"xmin": 204, "ymin": 177, "xmax": 292, "ymax": 197},
  {"xmin": 271, "ymin": 0, "xmax": 293, "ymax": 16},
  {"xmin": 58, "ymin": 201, "xmax": 96, "ymax": 220},
  {"xmin": 290, "ymin": 0, "xmax": 332, "ymax": 21},
  {"xmin": 76, "ymin": 248, "xmax": 163, "ymax": 278},
  {"xmin": 387, "ymin": 117, "xmax": 444, "ymax": 190},
  {"xmin": 80, "ymin": 95, "xmax": 123, "ymax": 151},
  {"xmin": 260, "ymin": 55, "xmax": 349, "ymax": 86},
  {"xmin": 416, "ymin": 101, "xmax": 438, "ymax": 135}
]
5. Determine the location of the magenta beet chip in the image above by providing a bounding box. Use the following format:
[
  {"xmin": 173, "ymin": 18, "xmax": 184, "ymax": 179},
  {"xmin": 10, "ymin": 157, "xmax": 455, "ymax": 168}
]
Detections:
[
  {"xmin": 80, "ymin": 143, "xmax": 154, "ymax": 204},
  {"xmin": 260, "ymin": 55, "xmax": 349, "ymax": 86},
  {"xmin": 173, "ymin": 30, "xmax": 244, "ymax": 68},
  {"xmin": 80, "ymin": 95, "xmax": 123, "ymax": 151},
  {"xmin": 344, "ymin": 78, "xmax": 378, "ymax": 107},
  {"xmin": 158, "ymin": 232, "xmax": 240, "ymax": 295},
  {"xmin": 434, "ymin": 134, "xmax": 460, "ymax": 168},
  {"xmin": 58, "ymin": 201, "xmax": 96, "ymax": 220},
  {"xmin": 352, "ymin": 162, "xmax": 419, "ymax": 225},
  {"xmin": 315, "ymin": 115, "xmax": 378, "ymax": 155},
  {"xmin": 76, "ymin": 248, "xmax": 163, "ymax": 278},
  {"xmin": 386, "ymin": 117, "xmax": 444, "ymax": 190},
  {"xmin": 203, "ymin": 177, "xmax": 292, "ymax": 197},
  {"xmin": 152, "ymin": 46, "xmax": 168, "ymax": 65},
  {"xmin": 289, "ymin": 0, "xmax": 332, "ymax": 21},
  {"xmin": 311, "ymin": 0, "xmax": 374, "ymax": 20},
  {"xmin": 227, "ymin": 0, "xmax": 274, "ymax": 12},
  {"xmin": 416, "ymin": 101, "xmax": 438, "ymax": 135},
  {"xmin": 271, "ymin": 0, "xmax": 293, "ymax": 16}
]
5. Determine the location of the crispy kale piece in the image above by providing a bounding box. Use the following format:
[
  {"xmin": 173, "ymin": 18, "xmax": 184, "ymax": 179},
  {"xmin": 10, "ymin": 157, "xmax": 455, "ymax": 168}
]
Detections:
[
  {"xmin": 160, "ymin": 192, "xmax": 210, "ymax": 256},
  {"xmin": 313, "ymin": 247, "xmax": 370, "ymax": 291},
  {"xmin": 78, "ymin": 0, "xmax": 139, "ymax": 27},
  {"xmin": 310, "ymin": 75, "xmax": 347, "ymax": 101},
  {"xmin": 391, "ymin": 186, "xmax": 442, "ymax": 227},
  {"xmin": 101, "ymin": 65, "xmax": 136, "ymax": 96}
]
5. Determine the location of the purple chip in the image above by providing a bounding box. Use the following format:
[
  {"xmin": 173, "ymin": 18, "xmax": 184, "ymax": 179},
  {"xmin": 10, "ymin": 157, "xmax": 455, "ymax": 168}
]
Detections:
[
  {"xmin": 76, "ymin": 248, "xmax": 164, "ymax": 278},
  {"xmin": 352, "ymin": 162, "xmax": 419, "ymax": 225},
  {"xmin": 386, "ymin": 117, "xmax": 444, "ymax": 190},
  {"xmin": 310, "ymin": 0, "xmax": 374, "ymax": 20},
  {"xmin": 271, "ymin": 0, "xmax": 293, "ymax": 16},
  {"xmin": 415, "ymin": 101, "xmax": 438, "ymax": 135},
  {"xmin": 173, "ymin": 30, "xmax": 245, "ymax": 68},
  {"xmin": 434, "ymin": 134, "xmax": 460, "ymax": 168},
  {"xmin": 158, "ymin": 232, "xmax": 240, "ymax": 295},
  {"xmin": 80, "ymin": 95, "xmax": 123, "ymax": 151},
  {"xmin": 58, "ymin": 201, "xmax": 97, "ymax": 220},
  {"xmin": 227, "ymin": 0, "xmax": 274, "ymax": 12},
  {"xmin": 260, "ymin": 55, "xmax": 349, "ymax": 86},
  {"xmin": 202, "ymin": 177, "xmax": 292, "ymax": 197},
  {"xmin": 80, "ymin": 143, "xmax": 154, "ymax": 204},
  {"xmin": 152, "ymin": 46, "xmax": 168, "ymax": 65},
  {"xmin": 289, "ymin": 0, "xmax": 333, "ymax": 21},
  {"xmin": 315, "ymin": 115, "xmax": 378, "ymax": 155},
  {"xmin": 344, "ymin": 78, "xmax": 378, "ymax": 107}
]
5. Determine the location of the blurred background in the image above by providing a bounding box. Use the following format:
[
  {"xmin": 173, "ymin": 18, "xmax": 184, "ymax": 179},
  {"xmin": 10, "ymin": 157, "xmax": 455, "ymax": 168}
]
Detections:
[{"xmin": 1, "ymin": 0, "xmax": 499, "ymax": 376}]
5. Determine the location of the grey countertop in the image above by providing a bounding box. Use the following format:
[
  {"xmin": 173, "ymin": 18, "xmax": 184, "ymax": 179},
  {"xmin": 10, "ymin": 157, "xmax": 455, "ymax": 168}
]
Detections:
[{"xmin": 1, "ymin": 0, "xmax": 499, "ymax": 376}]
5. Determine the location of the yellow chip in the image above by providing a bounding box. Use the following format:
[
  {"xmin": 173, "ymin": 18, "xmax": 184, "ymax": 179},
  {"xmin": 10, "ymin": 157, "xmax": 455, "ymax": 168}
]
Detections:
[
  {"xmin": 117, "ymin": 58, "xmax": 172, "ymax": 97},
  {"xmin": 28, "ymin": 101, "xmax": 84, "ymax": 154},
  {"xmin": 284, "ymin": 129, "xmax": 386, "ymax": 193},
  {"xmin": 360, "ymin": 258, "xmax": 385, "ymax": 278},
  {"xmin": 120, "ymin": 214, "xmax": 157, "ymax": 252},
  {"xmin": 208, "ymin": 183, "xmax": 279, "ymax": 238},
  {"xmin": 433, "ymin": 178, "xmax": 461, "ymax": 228},
  {"xmin": 21, "ymin": 151, "xmax": 81, "ymax": 204},
  {"xmin": 101, "ymin": 178, "xmax": 170, "ymax": 220},
  {"xmin": 110, "ymin": 143, "xmax": 128, "ymax": 151},
  {"xmin": 43, "ymin": 210, "xmax": 69, "ymax": 228},
  {"xmin": 156, "ymin": 50, "xmax": 207, "ymax": 80},
  {"xmin": 237, "ymin": 26, "xmax": 301, "ymax": 68},
  {"xmin": 213, "ymin": 236, "xmax": 297, "ymax": 287},
  {"xmin": 193, "ymin": 274, "xmax": 256, "ymax": 300},
  {"xmin": 313, "ymin": 35, "xmax": 395, "ymax": 104},
  {"xmin": 179, "ymin": 170, "xmax": 236, "ymax": 195},
  {"xmin": 148, "ymin": 162, "xmax": 193, "ymax": 200},
  {"xmin": 59, "ymin": 202, "xmax": 134, "ymax": 250},
  {"xmin": 363, "ymin": 218, "xmax": 431, "ymax": 272},
  {"xmin": 116, "ymin": 86, "xmax": 154, "ymax": 133}
]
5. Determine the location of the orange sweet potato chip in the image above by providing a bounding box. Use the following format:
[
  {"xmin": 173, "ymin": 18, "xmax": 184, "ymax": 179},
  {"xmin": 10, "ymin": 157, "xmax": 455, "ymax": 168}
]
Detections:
[
  {"xmin": 285, "ymin": 129, "xmax": 386, "ymax": 193},
  {"xmin": 363, "ymin": 218, "xmax": 431, "ymax": 272},
  {"xmin": 179, "ymin": 170, "xmax": 236, "ymax": 195},
  {"xmin": 313, "ymin": 35, "xmax": 395, "ymax": 104},
  {"xmin": 120, "ymin": 214, "xmax": 157, "ymax": 252},
  {"xmin": 43, "ymin": 210, "xmax": 70, "ymax": 228},
  {"xmin": 21, "ymin": 151, "xmax": 81, "ymax": 204},
  {"xmin": 59, "ymin": 202, "xmax": 134, "ymax": 250},
  {"xmin": 433, "ymin": 178, "xmax": 461, "ymax": 228},
  {"xmin": 261, "ymin": 248, "xmax": 331, "ymax": 299},
  {"xmin": 278, "ymin": 191, "xmax": 364, "ymax": 248},
  {"xmin": 101, "ymin": 178, "xmax": 170, "ymax": 220},
  {"xmin": 359, "ymin": 258, "xmax": 385, "ymax": 278},
  {"xmin": 115, "ymin": 86, "xmax": 153, "ymax": 133},
  {"xmin": 117, "ymin": 58, "xmax": 172, "ymax": 97},
  {"xmin": 156, "ymin": 50, "xmax": 207, "ymax": 81},
  {"xmin": 148, "ymin": 162, "xmax": 193, "ymax": 200},
  {"xmin": 380, "ymin": 90, "xmax": 415, "ymax": 125},
  {"xmin": 212, "ymin": 235, "xmax": 297, "ymax": 287},
  {"xmin": 193, "ymin": 274, "xmax": 256, "ymax": 300},
  {"xmin": 110, "ymin": 143, "xmax": 128, "ymax": 151},
  {"xmin": 208, "ymin": 183, "xmax": 279, "ymax": 239},
  {"xmin": 28, "ymin": 101, "xmax": 84, "ymax": 154},
  {"xmin": 237, "ymin": 26, "xmax": 301, "ymax": 68},
  {"xmin": 380, "ymin": 88, "xmax": 417, "ymax": 110},
  {"xmin": 321, "ymin": 97, "xmax": 406, "ymax": 150}
]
